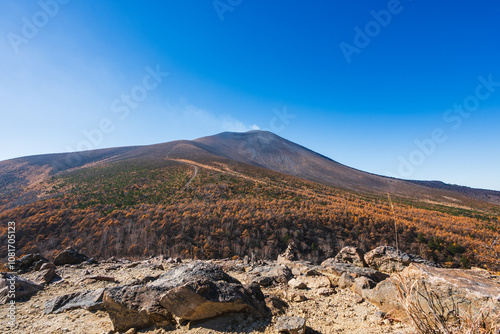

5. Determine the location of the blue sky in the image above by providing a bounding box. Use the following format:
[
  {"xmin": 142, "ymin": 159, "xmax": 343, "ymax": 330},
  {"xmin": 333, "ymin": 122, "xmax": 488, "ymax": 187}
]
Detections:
[{"xmin": 1, "ymin": 0, "xmax": 499, "ymax": 190}]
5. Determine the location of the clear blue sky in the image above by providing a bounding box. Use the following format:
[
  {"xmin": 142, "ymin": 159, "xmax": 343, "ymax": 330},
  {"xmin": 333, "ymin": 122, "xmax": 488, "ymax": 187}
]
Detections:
[{"xmin": 1, "ymin": 0, "xmax": 499, "ymax": 190}]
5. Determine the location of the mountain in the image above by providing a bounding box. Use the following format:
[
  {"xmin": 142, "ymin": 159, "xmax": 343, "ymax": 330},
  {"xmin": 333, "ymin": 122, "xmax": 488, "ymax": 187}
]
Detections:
[
  {"xmin": 2, "ymin": 130, "xmax": 499, "ymax": 208},
  {"xmin": 1, "ymin": 130, "xmax": 499, "ymax": 269}
]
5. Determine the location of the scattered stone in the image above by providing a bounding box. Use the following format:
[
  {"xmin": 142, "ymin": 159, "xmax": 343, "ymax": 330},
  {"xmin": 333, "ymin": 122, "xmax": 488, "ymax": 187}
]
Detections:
[
  {"xmin": 305, "ymin": 269, "xmax": 320, "ymax": 276},
  {"xmin": 364, "ymin": 246, "xmax": 438, "ymax": 273},
  {"xmin": 40, "ymin": 262, "xmax": 56, "ymax": 271},
  {"xmin": 44, "ymin": 288, "xmax": 105, "ymax": 314},
  {"xmin": 252, "ymin": 276, "xmax": 273, "ymax": 287},
  {"xmin": 288, "ymin": 278, "xmax": 307, "ymax": 289},
  {"xmin": 353, "ymin": 294, "xmax": 364, "ymax": 304},
  {"xmin": 317, "ymin": 288, "xmax": 334, "ymax": 296},
  {"xmin": 320, "ymin": 260, "xmax": 389, "ymax": 282},
  {"xmin": 53, "ymin": 247, "xmax": 89, "ymax": 266},
  {"xmin": 338, "ymin": 272, "xmax": 355, "ymax": 289},
  {"xmin": 248, "ymin": 264, "xmax": 293, "ymax": 284},
  {"xmin": 276, "ymin": 316, "xmax": 306, "ymax": 334},
  {"xmin": 352, "ymin": 276, "xmax": 376, "ymax": 296},
  {"xmin": 124, "ymin": 328, "xmax": 137, "ymax": 334},
  {"xmin": 277, "ymin": 243, "xmax": 298, "ymax": 264},
  {"xmin": 13, "ymin": 253, "xmax": 48, "ymax": 273},
  {"xmin": 87, "ymin": 275, "xmax": 116, "ymax": 282},
  {"xmin": 265, "ymin": 294, "xmax": 289, "ymax": 316},
  {"xmin": 334, "ymin": 246, "xmax": 367, "ymax": 267},
  {"xmin": 0, "ymin": 274, "xmax": 43, "ymax": 304},
  {"xmin": 33, "ymin": 268, "xmax": 57, "ymax": 285},
  {"xmin": 290, "ymin": 293, "xmax": 307, "ymax": 302}
]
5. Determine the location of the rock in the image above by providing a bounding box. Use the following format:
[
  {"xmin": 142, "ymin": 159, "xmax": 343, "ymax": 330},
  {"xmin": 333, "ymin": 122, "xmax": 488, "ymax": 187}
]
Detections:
[
  {"xmin": 40, "ymin": 262, "xmax": 56, "ymax": 271},
  {"xmin": 0, "ymin": 274, "xmax": 43, "ymax": 304},
  {"xmin": 13, "ymin": 253, "xmax": 48, "ymax": 273},
  {"xmin": 277, "ymin": 243, "xmax": 298, "ymax": 264},
  {"xmin": 103, "ymin": 285, "xmax": 174, "ymax": 332},
  {"xmin": 124, "ymin": 329, "xmax": 137, "ymax": 334},
  {"xmin": 44, "ymin": 288, "xmax": 105, "ymax": 314},
  {"xmin": 302, "ymin": 275, "xmax": 331, "ymax": 289},
  {"xmin": 33, "ymin": 259, "xmax": 49, "ymax": 271},
  {"xmin": 369, "ymin": 311, "xmax": 386, "ymax": 322},
  {"xmin": 364, "ymin": 246, "xmax": 438, "ymax": 273},
  {"xmin": 265, "ymin": 295, "xmax": 289, "ymax": 316},
  {"xmin": 276, "ymin": 316, "xmax": 306, "ymax": 334},
  {"xmin": 290, "ymin": 293, "xmax": 307, "ymax": 302},
  {"xmin": 33, "ymin": 268, "xmax": 57, "ymax": 285},
  {"xmin": 351, "ymin": 276, "xmax": 376, "ymax": 296},
  {"xmin": 364, "ymin": 263, "xmax": 500, "ymax": 325},
  {"xmin": 53, "ymin": 247, "xmax": 89, "ymax": 266},
  {"xmin": 353, "ymin": 294, "xmax": 364, "ymax": 304},
  {"xmin": 305, "ymin": 269, "xmax": 320, "ymax": 276},
  {"xmin": 248, "ymin": 264, "xmax": 293, "ymax": 284},
  {"xmin": 317, "ymin": 288, "xmax": 334, "ymax": 296},
  {"xmin": 87, "ymin": 275, "xmax": 117, "ymax": 282},
  {"xmin": 334, "ymin": 246, "xmax": 367, "ymax": 267},
  {"xmin": 288, "ymin": 278, "xmax": 307, "ymax": 289},
  {"xmin": 102, "ymin": 261, "xmax": 269, "ymax": 332},
  {"xmin": 338, "ymin": 272, "xmax": 355, "ymax": 289},
  {"xmin": 252, "ymin": 276, "xmax": 273, "ymax": 287},
  {"xmin": 320, "ymin": 260, "xmax": 389, "ymax": 282}
]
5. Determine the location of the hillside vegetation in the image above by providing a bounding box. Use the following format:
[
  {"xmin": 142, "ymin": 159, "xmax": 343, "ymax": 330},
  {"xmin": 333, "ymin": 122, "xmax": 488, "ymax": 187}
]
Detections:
[{"xmin": 1, "ymin": 156, "xmax": 499, "ymax": 271}]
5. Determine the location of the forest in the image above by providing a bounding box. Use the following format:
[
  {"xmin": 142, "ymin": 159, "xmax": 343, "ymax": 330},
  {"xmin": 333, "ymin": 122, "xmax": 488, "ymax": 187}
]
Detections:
[{"xmin": 1, "ymin": 158, "xmax": 499, "ymax": 271}]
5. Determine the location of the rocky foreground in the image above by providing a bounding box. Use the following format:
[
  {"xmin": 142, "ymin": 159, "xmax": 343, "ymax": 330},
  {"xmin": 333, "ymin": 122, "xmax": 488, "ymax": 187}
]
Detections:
[{"xmin": 1, "ymin": 245, "xmax": 500, "ymax": 334}]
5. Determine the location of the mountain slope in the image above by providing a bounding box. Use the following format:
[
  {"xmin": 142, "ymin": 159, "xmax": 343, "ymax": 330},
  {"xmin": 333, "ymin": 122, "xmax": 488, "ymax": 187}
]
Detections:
[{"xmin": 1, "ymin": 130, "xmax": 499, "ymax": 209}]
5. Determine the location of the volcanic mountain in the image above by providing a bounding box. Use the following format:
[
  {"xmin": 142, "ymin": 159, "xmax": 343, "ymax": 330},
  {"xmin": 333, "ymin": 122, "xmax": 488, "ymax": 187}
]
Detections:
[{"xmin": 1, "ymin": 130, "xmax": 499, "ymax": 208}]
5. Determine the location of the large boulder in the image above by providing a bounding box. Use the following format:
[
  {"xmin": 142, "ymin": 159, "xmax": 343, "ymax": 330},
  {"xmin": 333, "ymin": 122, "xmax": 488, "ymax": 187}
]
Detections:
[
  {"xmin": 333, "ymin": 246, "xmax": 367, "ymax": 267},
  {"xmin": 0, "ymin": 274, "xmax": 43, "ymax": 304},
  {"xmin": 53, "ymin": 247, "xmax": 89, "ymax": 266},
  {"xmin": 102, "ymin": 261, "xmax": 270, "ymax": 332},
  {"xmin": 364, "ymin": 264, "xmax": 500, "ymax": 326},
  {"xmin": 364, "ymin": 246, "xmax": 438, "ymax": 273},
  {"xmin": 103, "ymin": 284, "xmax": 173, "ymax": 332},
  {"xmin": 44, "ymin": 288, "xmax": 105, "ymax": 314},
  {"xmin": 320, "ymin": 259, "xmax": 389, "ymax": 283}
]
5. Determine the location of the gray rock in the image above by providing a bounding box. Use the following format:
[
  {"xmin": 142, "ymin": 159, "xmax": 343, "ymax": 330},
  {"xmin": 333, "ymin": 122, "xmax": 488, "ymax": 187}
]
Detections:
[
  {"xmin": 248, "ymin": 264, "xmax": 293, "ymax": 284},
  {"xmin": 276, "ymin": 316, "xmax": 306, "ymax": 334},
  {"xmin": 364, "ymin": 246, "xmax": 438, "ymax": 273},
  {"xmin": 277, "ymin": 243, "xmax": 298, "ymax": 264},
  {"xmin": 334, "ymin": 246, "xmax": 367, "ymax": 267},
  {"xmin": 44, "ymin": 288, "xmax": 105, "ymax": 314},
  {"xmin": 351, "ymin": 276, "xmax": 376, "ymax": 296},
  {"xmin": 252, "ymin": 276, "xmax": 273, "ymax": 287},
  {"xmin": 288, "ymin": 278, "xmax": 307, "ymax": 289},
  {"xmin": 102, "ymin": 261, "xmax": 269, "ymax": 332},
  {"xmin": 53, "ymin": 247, "xmax": 89, "ymax": 266},
  {"xmin": 33, "ymin": 268, "xmax": 57, "ymax": 285},
  {"xmin": 0, "ymin": 274, "xmax": 43, "ymax": 304},
  {"xmin": 338, "ymin": 272, "xmax": 355, "ymax": 289},
  {"xmin": 364, "ymin": 263, "xmax": 500, "ymax": 326},
  {"xmin": 40, "ymin": 262, "xmax": 56, "ymax": 271},
  {"xmin": 320, "ymin": 259, "xmax": 389, "ymax": 282},
  {"xmin": 13, "ymin": 253, "xmax": 48, "ymax": 273}
]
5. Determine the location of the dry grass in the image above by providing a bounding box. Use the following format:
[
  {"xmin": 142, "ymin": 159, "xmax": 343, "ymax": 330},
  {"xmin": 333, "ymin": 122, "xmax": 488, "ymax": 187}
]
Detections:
[{"xmin": 393, "ymin": 274, "xmax": 500, "ymax": 334}]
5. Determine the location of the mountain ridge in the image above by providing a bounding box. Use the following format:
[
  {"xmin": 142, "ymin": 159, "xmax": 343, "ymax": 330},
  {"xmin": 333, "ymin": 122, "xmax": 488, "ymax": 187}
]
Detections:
[{"xmin": 1, "ymin": 130, "xmax": 499, "ymax": 207}]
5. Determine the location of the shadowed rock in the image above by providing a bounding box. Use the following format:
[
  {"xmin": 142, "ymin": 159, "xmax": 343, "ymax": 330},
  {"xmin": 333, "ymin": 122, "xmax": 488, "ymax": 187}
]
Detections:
[
  {"xmin": 44, "ymin": 288, "xmax": 105, "ymax": 314},
  {"xmin": 0, "ymin": 274, "xmax": 43, "ymax": 304},
  {"xmin": 334, "ymin": 246, "xmax": 367, "ymax": 267},
  {"xmin": 102, "ymin": 261, "xmax": 269, "ymax": 332},
  {"xmin": 320, "ymin": 259, "xmax": 389, "ymax": 282},
  {"xmin": 53, "ymin": 247, "xmax": 89, "ymax": 266}
]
